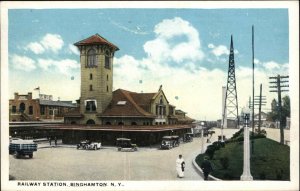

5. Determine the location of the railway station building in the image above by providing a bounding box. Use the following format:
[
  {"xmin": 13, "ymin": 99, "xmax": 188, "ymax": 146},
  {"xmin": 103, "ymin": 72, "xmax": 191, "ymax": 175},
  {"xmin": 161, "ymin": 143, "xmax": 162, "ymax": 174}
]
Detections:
[{"xmin": 41, "ymin": 34, "xmax": 195, "ymax": 145}]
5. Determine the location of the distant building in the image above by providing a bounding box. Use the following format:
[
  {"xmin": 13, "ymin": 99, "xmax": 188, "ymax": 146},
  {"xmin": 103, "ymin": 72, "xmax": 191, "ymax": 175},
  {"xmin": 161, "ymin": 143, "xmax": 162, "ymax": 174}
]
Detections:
[
  {"xmin": 254, "ymin": 111, "xmax": 268, "ymax": 126},
  {"xmin": 9, "ymin": 92, "xmax": 76, "ymax": 121}
]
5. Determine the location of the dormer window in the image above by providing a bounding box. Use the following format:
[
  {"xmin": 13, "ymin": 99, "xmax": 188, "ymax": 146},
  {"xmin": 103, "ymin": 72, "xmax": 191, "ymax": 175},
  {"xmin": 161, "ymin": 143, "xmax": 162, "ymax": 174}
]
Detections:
[
  {"xmin": 87, "ymin": 49, "xmax": 97, "ymax": 67},
  {"xmin": 105, "ymin": 50, "xmax": 110, "ymax": 69}
]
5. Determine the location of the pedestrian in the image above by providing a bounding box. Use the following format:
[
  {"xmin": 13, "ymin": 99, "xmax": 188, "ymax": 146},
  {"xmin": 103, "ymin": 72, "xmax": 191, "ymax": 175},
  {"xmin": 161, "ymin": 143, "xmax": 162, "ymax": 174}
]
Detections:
[
  {"xmin": 176, "ymin": 154, "xmax": 185, "ymax": 178},
  {"xmin": 49, "ymin": 137, "xmax": 52, "ymax": 146},
  {"xmin": 54, "ymin": 136, "xmax": 57, "ymax": 146},
  {"xmin": 201, "ymin": 156, "xmax": 213, "ymax": 180}
]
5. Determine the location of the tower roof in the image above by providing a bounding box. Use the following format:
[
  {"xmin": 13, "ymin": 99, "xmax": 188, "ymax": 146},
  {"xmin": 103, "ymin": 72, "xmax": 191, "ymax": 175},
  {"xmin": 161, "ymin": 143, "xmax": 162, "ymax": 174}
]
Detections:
[{"xmin": 74, "ymin": 34, "xmax": 119, "ymax": 51}]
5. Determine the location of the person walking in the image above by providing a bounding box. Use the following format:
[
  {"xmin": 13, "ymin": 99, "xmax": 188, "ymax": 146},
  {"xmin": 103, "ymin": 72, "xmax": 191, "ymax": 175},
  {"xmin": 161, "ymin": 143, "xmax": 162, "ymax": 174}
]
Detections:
[
  {"xmin": 201, "ymin": 156, "xmax": 213, "ymax": 180},
  {"xmin": 176, "ymin": 154, "xmax": 185, "ymax": 178},
  {"xmin": 54, "ymin": 136, "xmax": 57, "ymax": 146},
  {"xmin": 49, "ymin": 137, "xmax": 52, "ymax": 146}
]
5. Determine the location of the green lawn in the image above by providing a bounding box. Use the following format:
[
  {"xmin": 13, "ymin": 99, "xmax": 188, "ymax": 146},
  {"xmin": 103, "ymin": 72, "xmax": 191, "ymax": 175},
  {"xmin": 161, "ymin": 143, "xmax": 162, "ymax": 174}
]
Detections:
[{"xmin": 196, "ymin": 138, "xmax": 290, "ymax": 180}]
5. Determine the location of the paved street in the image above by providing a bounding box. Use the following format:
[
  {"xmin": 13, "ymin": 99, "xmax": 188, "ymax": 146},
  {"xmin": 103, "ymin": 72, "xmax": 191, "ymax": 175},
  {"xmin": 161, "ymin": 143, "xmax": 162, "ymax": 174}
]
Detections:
[{"xmin": 9, "ymin": 128, "xmax": 239, "ymax": 181}]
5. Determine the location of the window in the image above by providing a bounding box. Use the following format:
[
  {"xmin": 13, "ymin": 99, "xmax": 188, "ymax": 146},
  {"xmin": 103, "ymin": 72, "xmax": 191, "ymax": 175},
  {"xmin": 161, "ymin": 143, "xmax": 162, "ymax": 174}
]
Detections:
[
  {"xmin": 19, "ymin": 103, "xmax": 25, "ymax": 113},
  {"xmin": 86, "ymin": 119, "xmax": 96, "ymax": 125},
  {"xmin": 117, "ymin": 101, "xmax": 126, "ymax": 105},
  {"xmin": 87, "ymin": 49, "xmax": 97, "ymax": 67},
  {"xmin": 85, "ymin": 100, "xmax": 96, "ymax": 112},
  {"xmin": 29, "ymin": 106, "xmax": 33, "ymax": 115},
  {"xmin": 105, "ymin": 50, "xmax": 110, "ymax": 69},
  {"xmin": 90, "ymin": 85, "xmax": 93, "ymax": 91},
  {"xmin": 90, "ymin": 73, "xmax": 93, "ymax": 80},
  {"xmin": 40, "ymin": 105, "xmax": 45, "ymax": 115},
  {"xmin": 12, "ymin": 106, "xmax": 16, "ymax": 113},
  {"xmin": 107, "ymin": 85, "xmax": 109, "ymax": 92}
]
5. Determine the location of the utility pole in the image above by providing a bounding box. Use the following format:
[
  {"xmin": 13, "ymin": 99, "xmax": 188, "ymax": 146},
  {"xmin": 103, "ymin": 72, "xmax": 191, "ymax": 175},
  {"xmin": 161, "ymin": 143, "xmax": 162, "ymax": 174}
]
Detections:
[
  {"xmin": 251, "ymin": 25, "xmax": 255, "ymax": 155},
  {"xmin": 254, "ymin": 84, "xmax": 266, "ymax": 132},
  {"xmin": 269, "ymin": 75, "xmax": 289, "ymax": 144}
]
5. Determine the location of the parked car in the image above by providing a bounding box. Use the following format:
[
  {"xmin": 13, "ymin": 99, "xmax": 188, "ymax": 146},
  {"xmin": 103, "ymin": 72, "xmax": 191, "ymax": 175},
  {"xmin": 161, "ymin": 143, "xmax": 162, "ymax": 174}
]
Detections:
[
  {"xmin": 160, "ymin": 136, "xmax": 180, "ymax": 149},
  {"xmin": 116, "ymin": 138, "xmax": 138, "ymax": 152},
  {"xmin": 77, "ymin": 140, "xmax": 101, "ymax": 150},
  {"xmin": 9, "ymin": 139, "xmax": 37, "ymax": 158},
  {"xmin": 183, "ymin": 133, "xmax": 194, "ymax": 142}
]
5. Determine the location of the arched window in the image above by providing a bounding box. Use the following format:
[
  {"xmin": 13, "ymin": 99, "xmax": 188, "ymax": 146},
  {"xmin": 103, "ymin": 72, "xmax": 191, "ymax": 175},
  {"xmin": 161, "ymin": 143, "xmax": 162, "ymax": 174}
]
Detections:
[
  {"xmin": 19, "ymin": 103, "xmax": 25, "ymax": 113},
  {"xmin": 87, "ymin": 49, "xmax": 97, "ymax": 67},
  {"xmin": 86, "ymin": 119, "xmax": 96, "ymax": 125},
  {"xmin": 90, "ymin": 85, "xmax": 93, "ymax": 91},
  {"xmin": 90, "ymin": 73, "xmax": 93, "ymax": 80},
  {"xmin": 105, "ymin": 50, "xmax": 110, "ymax": 69},
  {"xmin": 107, "ymin": 85, "xmax": 109, "ymax": 92}
]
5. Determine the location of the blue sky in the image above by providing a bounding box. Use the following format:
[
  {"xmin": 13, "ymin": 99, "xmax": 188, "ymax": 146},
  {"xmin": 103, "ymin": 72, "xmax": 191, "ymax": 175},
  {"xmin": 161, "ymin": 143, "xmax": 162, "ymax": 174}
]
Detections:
[{"xmin": 8, "ymin": 8, "xmax": 289, "ymax": 120}]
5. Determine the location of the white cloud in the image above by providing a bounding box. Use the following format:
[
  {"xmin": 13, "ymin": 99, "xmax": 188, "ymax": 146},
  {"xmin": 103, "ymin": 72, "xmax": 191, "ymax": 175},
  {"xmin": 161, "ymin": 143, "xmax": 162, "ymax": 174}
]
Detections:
[
  {"xmin": 208, "ymin": 43, "xmax": 215, "ymax": 49},
  {"xmin": 211, "ymin": 45, "xmax": 229, "ymax": 57},
  {"xmin": 37, "ymin": 58, "xmax": 80, "ymax": 75},
  {"xmin": 111, "ymin": 20, "xmax": 149, "ymax": 35},
  {"xmin": 25, "ymin": 33, "xmax": 64, "ymax": 54},
  {"xmin": 264, "ymin": 61, "xmax": 280, "ymax": 70},
  {"xmin": 254, "ymin": 58, "xmax": 260, "ymax": 65},
  {"xmin": 143, "ymin": 17, "xmax": 204, "ymax": 65},
  {"xmin": 40, "ymin": 34, "xmax": 64, "ymax": 53},
  {"xmin": 11, "ymin": 54, "xmax": 36, "ymax": 72},
  {"xmin": 25, "ymin": 42, "xmax": 45, "ymax": 54},
  {"xmin": 68, "ymin": 44, "xmax": 80, "ymax": 55}
]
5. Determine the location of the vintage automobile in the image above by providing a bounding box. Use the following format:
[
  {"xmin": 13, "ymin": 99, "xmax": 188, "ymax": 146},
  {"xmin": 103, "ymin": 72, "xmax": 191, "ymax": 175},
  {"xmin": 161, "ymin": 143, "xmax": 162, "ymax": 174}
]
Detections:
[
  {"xmin": 116, "ymin": 138, "xmax": 138, "ymax": 152},
  {"xmin": 160, "ymin": 136, "xmax": 180, "ymax": 149},
  {"xmin": 183, "ymin": 133, "xmax": 194, "ymax": 142},
  {"xmin": 77, "ymin": 140, "xmax": 101, "ymax": 150}
]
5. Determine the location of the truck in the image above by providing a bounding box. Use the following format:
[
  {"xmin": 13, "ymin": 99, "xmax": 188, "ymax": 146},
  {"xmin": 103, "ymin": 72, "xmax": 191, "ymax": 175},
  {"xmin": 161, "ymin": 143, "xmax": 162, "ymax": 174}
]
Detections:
[{"xmin": 9, "ymin": 139, "xmax": 38, "ymax": 158}]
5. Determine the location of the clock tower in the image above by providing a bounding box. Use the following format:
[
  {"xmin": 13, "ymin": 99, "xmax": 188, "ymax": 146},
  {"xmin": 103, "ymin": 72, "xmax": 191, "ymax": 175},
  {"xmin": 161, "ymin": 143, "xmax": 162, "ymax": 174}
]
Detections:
[{"xmin": 74, "ymin": 34, "xmax": 119, "ymax": 124}]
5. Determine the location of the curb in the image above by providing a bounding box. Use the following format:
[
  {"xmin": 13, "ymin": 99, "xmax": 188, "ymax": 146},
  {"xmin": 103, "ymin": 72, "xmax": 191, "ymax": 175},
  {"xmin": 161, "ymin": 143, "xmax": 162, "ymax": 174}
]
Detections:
[{"xmin": 192, "ymin": 157, "xmax": 222, "ymax": 181}]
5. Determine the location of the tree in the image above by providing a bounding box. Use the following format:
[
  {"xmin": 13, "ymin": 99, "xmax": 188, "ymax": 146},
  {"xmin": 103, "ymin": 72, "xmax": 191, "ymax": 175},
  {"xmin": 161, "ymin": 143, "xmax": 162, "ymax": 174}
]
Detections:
[
  {"xmin": 267, "ymin": 96, "xmax": 290, "ymax": 127},
  {"xmin": 281, "ymin": 95, "xmax": 290, "ymax": 127}
]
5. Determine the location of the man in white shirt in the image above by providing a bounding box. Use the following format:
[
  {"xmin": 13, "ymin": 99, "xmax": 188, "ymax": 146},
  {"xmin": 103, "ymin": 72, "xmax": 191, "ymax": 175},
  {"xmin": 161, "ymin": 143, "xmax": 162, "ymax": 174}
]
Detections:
[{"xmin": 176, "ymin": 154, "xmax": 185, "ymax": 178}]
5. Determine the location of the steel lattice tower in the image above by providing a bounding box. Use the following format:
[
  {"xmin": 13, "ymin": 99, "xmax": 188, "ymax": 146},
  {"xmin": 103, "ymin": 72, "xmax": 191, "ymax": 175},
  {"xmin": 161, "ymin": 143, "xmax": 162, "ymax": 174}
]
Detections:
[{"xmin": 223, "ymin": 35, "xmax": 239, "ymax": 128}]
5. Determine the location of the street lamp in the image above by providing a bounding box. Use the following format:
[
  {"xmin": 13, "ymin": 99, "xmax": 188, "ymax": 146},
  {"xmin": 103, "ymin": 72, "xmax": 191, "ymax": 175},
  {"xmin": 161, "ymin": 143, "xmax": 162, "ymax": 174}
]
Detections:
[
  {"xmin": 201, "ymin": 122, "xmax": 205, "ymax": 153},
  {"xmin": 240, "ymin": 107, "xmax": 253, "ymax": 180}
]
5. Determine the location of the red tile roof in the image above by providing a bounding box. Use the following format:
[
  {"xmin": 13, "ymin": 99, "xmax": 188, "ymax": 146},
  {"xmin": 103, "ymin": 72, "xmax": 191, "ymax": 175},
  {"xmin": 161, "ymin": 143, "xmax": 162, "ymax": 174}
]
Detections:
[
  {"xmin": 101, "ymin": 89, "xmax": 155, "ymax": 117},
  {"xmin": 74, "ymin": 34, "xmax": 119, "ymax": 51}
]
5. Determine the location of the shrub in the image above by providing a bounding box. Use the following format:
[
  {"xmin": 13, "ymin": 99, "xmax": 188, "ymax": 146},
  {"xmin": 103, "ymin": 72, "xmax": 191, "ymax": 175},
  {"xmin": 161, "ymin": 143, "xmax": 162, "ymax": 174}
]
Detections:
[
  {"xmin": 212, "ymin": 141, "xmax": 221, "ymax": 150},
  {"xmin": 220, "ymin": 157, "xmax": 229, "ymax": 169},
  {"xmin": 205, "ymin": 146, "xmax": 215, "ymax": 159},
  {"xmin": 259, "ymin": 171, "xmax": 266, "ymax": 180},
  {"xmin": 276, "ymin": 169, "xmax": 283, "ymax": 180}
]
